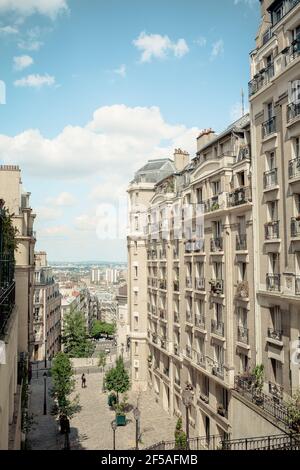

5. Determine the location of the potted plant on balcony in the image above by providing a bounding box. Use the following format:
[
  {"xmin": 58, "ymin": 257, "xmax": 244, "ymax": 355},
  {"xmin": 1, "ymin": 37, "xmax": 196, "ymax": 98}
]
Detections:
[
  {"xmin": 252, "ymin": 364, "xmax": 264, "ymax": 406},
  {"xmin": 287, "ymin": 389, "xmax": 300, "ymax": 432}
]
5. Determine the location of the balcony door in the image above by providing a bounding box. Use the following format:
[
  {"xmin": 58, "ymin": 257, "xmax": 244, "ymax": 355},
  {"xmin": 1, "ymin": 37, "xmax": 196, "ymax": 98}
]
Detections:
[
  {"xmin": 270, "ymin": 306, "xmax": 282, "ymax": 333},
  {"xmin": 214, "ymin": 344, "xmax": 224, "ymax": 365}
]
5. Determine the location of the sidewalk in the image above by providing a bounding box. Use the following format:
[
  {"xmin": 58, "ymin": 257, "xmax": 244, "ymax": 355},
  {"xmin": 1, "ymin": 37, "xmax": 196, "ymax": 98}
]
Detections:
[{"xmin": 27, "ymin": 368, "xmax": 60, "ymax": 450}]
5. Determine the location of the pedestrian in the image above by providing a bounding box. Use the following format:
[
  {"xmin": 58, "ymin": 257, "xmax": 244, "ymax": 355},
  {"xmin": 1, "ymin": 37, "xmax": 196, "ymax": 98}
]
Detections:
[{"xmin": 81, "ymin": 373, "xmax": 86, "ymax": 388}]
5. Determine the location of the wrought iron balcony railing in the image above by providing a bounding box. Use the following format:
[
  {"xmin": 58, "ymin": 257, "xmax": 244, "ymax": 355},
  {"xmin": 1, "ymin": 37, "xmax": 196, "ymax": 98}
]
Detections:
[
  {"xmin": 236, "ymin": 234, "xmax": 247, "ymax": 251},
  {"xmin": 0, "ymin": 255, "xmax": 16, "ymax": 336},
  {"xmin": 211, "ymin": 319, "xmax": 225, "ymax": 337},
  {"xmin": 210, "ymin": 237, "xmax": 223, "ymax": 252},
  {"xmin": 186, "ymin": 276, "xmax": 193, "ymax": 289},
  {"xmin": 262, "ymin": 116, "xmax": 276, "ymax": 138},
  {"xmin": 186, "ymin": 311, "xmax": 193, "ymax": 324},
  {"xmin": 264, "ymin": 221, "xmax": 280, "ymax": 240},
  {"xmin": 263, "ymin": 168, "xmax": 278, "ymax": 189},
  {"xmin": 210, "ymin": 279, "xmax": 224, "ymax": 295},
  {"xmin": 269, "ymin": 381, "xmax": 284, "ymax": 400},
  {"xmin": 288, "ymin": 157, "xmax": 300, "ymax": 179},
  {"xmin": 287, "ymin": 100, "xmax": 300, "ymax": 122},
  {"xmin": 248, "ymin": 63, "xmax": 274, "ymax": 97},
  {"xmin": 266, "ymin": 274, "xmax": 281, "ymax": 292},
  {"xmin": 159, "ymin": 279, "xmax": 167, "ymax": 290},
  {"xmin": 185, "ymin": 241, "xmax": 193, "ymax": 253},
  {"xmin": 194, "ymin": 350, "xmax": 206, "ymax": 368},
  {"xmin": 203, "ymin": 195, "xmax": 221, "ymax": 213},
  {"xmin": 227, "ymin": 186, "xmax": 252, "ymax": 207},
  {"xmin": 195, "ymin": 277, "xmax": 205, "ymax": 290},
  {"xmin": 237, "ymin": 325, "xmax": 249, "ymax": 344},
  {"xmin": 194, "ymin": 239, "xmax": 205, "ymax": 252},
  {"xmin": 267, "ymin": 328, "xmax": 283, "ymax": 342},
  {"xmin": 284, "ymin": 36, "xmax": 300, "ymax": 65},
  {"xmin": 291, "ymin": 217, "xmax": 300, "ymax": 237},
  {"xmin": 212, "ymin": 362, "xmax": 224, "ymax": 379},
  {"xmin": 194, "ymin": 314, "xmax": 206, "ymax": 330}
]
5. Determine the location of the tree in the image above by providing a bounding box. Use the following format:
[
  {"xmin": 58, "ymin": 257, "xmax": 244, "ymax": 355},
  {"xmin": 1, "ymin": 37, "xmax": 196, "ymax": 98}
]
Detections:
[
  {"xmin": 98, "ymin": 351, "xmax": 106, "ymax": 371},
  {"xmin": 287, "ymin": 389, "xmax": 300, "ymax": 431},
  {"xmin": 104, "ymin": 356, "xmax": 130, "ymax": 400},
  {"xmin": 62, "ymin": 311, "xmax": 94, "ymax": 358},
  {"xmin": 51, "ymin": 352, "xmax": 81, "ymax": 424},
  {"xmin": 174, "ymin": 418, "xmax": 187, "ymax": 450},
  {"xmin": 90, "ymin": 320, "xmax": 116, "ymax": 339}
]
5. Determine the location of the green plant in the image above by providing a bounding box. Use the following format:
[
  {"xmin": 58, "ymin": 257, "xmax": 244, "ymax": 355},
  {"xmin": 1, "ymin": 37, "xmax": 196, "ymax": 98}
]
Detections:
[
  {"xmin": 287, "ymin": 389, "xmax": 300, "ymax": 431},
  {"xmin": 98, "ymin": 351, "xmax": 107, "ymax": 370},
  {"xmin": 62, "ymin": 311, "xmax": 94, "ymax": 358},
  {"xmin": 174, "ymin": 418, "xmax": 187, "ymax": 450},
  {"xmin": 104, "ymin": 356, "xmax": 130, "ymax": 400},
  {"xmin": 0, "ymin": 203, "xmax": 18, "ymax": 255},
  {"xmin": 252, "ymin": 364, "xmax": 264, "ymax": 393},
  {"xmin": 91, "ymin": 320, "xmax": 116, "ymax": 339},
  {"xmin": 51, "ymin": 352, "xmax": 81, "ymax": 422}
]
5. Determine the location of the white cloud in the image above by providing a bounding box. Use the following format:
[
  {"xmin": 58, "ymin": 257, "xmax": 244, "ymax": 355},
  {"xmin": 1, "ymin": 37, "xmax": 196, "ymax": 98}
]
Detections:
[
  {"xmin": 47, "ymin": 191, "xmax": 77, "ymax": 206},
  {"xmin": 39, "ymin": 225, "xmax": 71, "ymax": 237},
  {"xmin": 113, "ymin": 64, "xmax": 126, "ymax": 78},
  {"xmin": 17, "ymin": 26, "xmax": 47, "ymax": 51},
  {"xmin": 0, "ymin": 105, "xmax": 198, "ymax": 207},
  {"xmin": 36, "ymin": 206, "xmax": 63, "ymax": 221},
  {"xmin": 0, "ymin": 0, "xmax": 69, "ymax": 19},
  {"xmin": 0, "ymin": 25, "xmax": 18, "ymax": 34},
  {"xmin": 74, "ymin": 214, "xmax": 98, "ymax": 232},
  {"xmin": 14, "ymin": 73, "xmax": 55, "ymax": 88},
  {"xmin": 133, "ymin": 32, "xmax": 189, "ymax": 62},
  {"xmin": 234, "ymin": 0, "xmax": 258, "ymax": 6},
  {"xmin": 210, "ymin": 39, "xmax": 224, "ymax": 60},
  {"xmin": 13, "ymin": 55, "xmax": 34, "ymax": 71},
  {"xmin": 18, "ymin": 39, "xmax": 44, "ymax": 51}
]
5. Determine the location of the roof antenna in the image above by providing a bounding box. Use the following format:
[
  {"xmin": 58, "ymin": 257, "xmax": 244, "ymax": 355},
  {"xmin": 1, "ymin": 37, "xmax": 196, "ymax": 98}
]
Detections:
[{"xmin": 241, "ymin": 88, "xmax": 245, "ymax": 117}]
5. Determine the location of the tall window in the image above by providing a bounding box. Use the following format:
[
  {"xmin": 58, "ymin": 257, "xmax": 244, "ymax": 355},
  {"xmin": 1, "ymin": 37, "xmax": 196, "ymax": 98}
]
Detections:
[{"xmin": 212, "ymin": 180, "xmax": 221, "ymax": 196}]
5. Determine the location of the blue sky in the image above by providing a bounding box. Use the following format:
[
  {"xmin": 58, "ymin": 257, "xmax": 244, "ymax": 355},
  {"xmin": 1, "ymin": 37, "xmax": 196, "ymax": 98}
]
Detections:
[{"xmin": 0, "ymin": 0, "xmax": 260, "ymax": 261}]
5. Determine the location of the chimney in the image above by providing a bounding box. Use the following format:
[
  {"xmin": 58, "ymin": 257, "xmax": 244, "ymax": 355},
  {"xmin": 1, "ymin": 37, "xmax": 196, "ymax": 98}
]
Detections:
[
  {"xmin": 173, "ymin": 148, "xmax": 190, "ymax": 172},
  {"xmin": 197, "ymin": 128, "xmax": 216, "ymax": 153}
]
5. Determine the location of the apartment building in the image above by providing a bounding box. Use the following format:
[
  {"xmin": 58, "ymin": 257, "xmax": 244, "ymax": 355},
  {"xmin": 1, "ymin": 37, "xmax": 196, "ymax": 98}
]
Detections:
[
  {"xmin": 0, "ymin": 165, "xmax": 36, "ymax": 449},
  {"xmin": 249, "ymin": 0, "xmax": 300, "ymax": 401},
  {"xmin": 32, "ymin": 252, "xmax": 61, "ymax": 362}
]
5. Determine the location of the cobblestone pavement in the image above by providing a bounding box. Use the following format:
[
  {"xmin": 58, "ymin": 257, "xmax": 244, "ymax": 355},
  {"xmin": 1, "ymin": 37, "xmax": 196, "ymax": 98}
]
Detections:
[
  {"xmin": 27, "ymin": 366, "xmax": 60, "ymax": 450},
  {"xmin": 70, "ymin": 372, "xmax": 178, "ymax": 450}
]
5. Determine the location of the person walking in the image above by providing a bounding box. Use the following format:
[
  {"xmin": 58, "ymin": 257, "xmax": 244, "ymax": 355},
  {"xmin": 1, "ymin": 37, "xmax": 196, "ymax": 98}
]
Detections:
[{"xmin": 81, "ymin": 373, "xmax": 86, "ymax": 388}]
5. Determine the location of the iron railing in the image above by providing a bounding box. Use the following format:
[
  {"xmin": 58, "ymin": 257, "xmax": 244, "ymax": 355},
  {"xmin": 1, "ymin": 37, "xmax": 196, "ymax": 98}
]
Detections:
[
  {"xmin": 210, "ymin": 237, "xmax": 223, "ymax": 252},
  {"xmin": 265, "ymin": 221, "xmax": 280, "ymax": 240},
  {"xmin": 237, "ymin": 325, "xmax": 249, "ymax": 344},
  {"xmin": 263, "ymin": 168, "xmax": 278, "ymax": 189},
  {"xmin": 266, "ymin": 274, "xmax": 281, "ymax": 292},
  {"xmin": 291, "ymin": 217, "xmax": 300, "ymax": 237},
  {"xmin": 210, "ymin": 279, "xmax": 224, "ymax": 295},
  {"xmin": 262, "ymin": 116, "xmax": 276, "ymax": 138},
  {"xmin": 194, "ymin": 314, "xmax": 206, "ymax": 330},
  {"xmin": 287, "ymin": 100, "xmax": 300, "ymax": 122},
  {"xmin": 222, "ymin": 433, "xmax": 300, "ymax": 450},
  {"xmin": 267, "ymin": 328, "xmax": 283, "ymax": 342},
  {"xmin": 288, "ymin": 157, "xmax": 300, "ymax": 179},
  {"xmin": 0, "ymin": 254, "xmax": 16, "ymax": 336},
  {"xmin": 248, "ymin": 63, "xmax": 274, "ymax": 97},
  {"xmin": 145, "ymin": 435, "xmax": 223, "ymax": 451},
  {"xmin": 195, "ymin": 277, "xmax": 205, "ymax": 290},
  {"xmin": 227, "ymin": 186, "xmax": 252, "ymax": 207}
]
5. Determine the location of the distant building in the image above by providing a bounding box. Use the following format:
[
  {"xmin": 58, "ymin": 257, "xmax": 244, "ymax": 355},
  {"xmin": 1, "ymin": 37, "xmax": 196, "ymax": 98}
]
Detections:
[
  {"xmin": 32, "ymin": 252, "xmax": 61, "ymax": 361},
  {"xmin": 91, "ymin": 268, "xmax": 102, "ymax": 284},
  {"xmin": 116, "ymin": 284, "xmax": 129, "ymax": 358}
]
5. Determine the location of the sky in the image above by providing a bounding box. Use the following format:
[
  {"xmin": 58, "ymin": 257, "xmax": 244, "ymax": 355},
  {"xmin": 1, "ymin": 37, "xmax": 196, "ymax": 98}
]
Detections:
[{"xmin": 0, "ymin": 0, "xmax": 260, "ymax": 262}]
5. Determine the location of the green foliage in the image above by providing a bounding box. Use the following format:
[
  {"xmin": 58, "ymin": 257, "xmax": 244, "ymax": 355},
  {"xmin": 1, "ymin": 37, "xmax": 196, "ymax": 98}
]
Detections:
[
  {"xmin": 252, "ymin": 364, "xmax": 264, "ymax": 392},
  {"xmin": 174, "ymin": 418, "xmax": 187, "ymax": 450},
  {"xmin": 51, "ymin": 352, "xmax": 81, "ymax": 420},
  {"xmin": 114, "ymin": 394, "xmax": 128, "ymax": 416},
  {"xmin": 98, "ymin": 351, "xmax": 106, "ymax": 370},
  {"xmin": 287, "ymin": 389, "xmax": 300, "ymax": 430},
  {"xmin": 91, "ymin": 320, "xmax": 116, "ymax": 339},
  {"xmin": 62, "ymin": 311, "xmax": 94, "ymax": 358},
  {"xmin": 104, "ymin": 356, "xmax": 130, "ymax": 398},
  {"xmin": 0, "ymin": 203, "xmax": 18, "ymax": 255}
]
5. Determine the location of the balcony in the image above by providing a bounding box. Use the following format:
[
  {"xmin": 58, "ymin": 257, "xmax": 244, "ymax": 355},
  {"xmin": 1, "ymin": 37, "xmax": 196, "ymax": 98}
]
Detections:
[
  {"xmin": 209, "ymin": 279, "xmax": 224, "ymax": 295},
  {"xmin": 186, "ymin": 276, "xmax": 193, "ymax": 289},
  {"xmin": 173, "ymin": 280, "xmax": 179, "ymax": 292},
  {"xmin": 152, "ymin": 333, "xmax": 158, "ymax": 344},
  {"xmin": 284, "ymin": 37, "xmax": 300, "ymax": 65},
  {"xmin": 236, "ymin": 145, "xmax": 250, "ymax": 163},
  {"xmin": 212, "ymin": 363, "xmax": 224, "ymax": 379},
  {"xmin": 159, "ymin": 308, "xmax": 167, "ymax": 321},
  {"xmin": 265, "ymin": 221, "xmax": 280, "ymax": 240},
  {"xmin": 296, "ymin": 276, "xmax": 300, "ymax": 295},
  {"xmin": 194, "ymin": 350, "xmax": 206, "ymax": 368},
  {"xmin": 0, "ymin": 255, "xmax": 16, "ymax": 336},
  {"xmin": 236, "ymin": 234, "xmax": 247, "ymax": 251},
  {"xmin": 186, "ymin": 311, "xmax": 193, "ymax": 324},
  {"xmin": 266, "ymin": 274, "xmax": 281, "ymax": 292},
  {"xmin": 263, "ymin": 169, "xmax": 278, "ymax": 189},
  {"xmin": 267, "ymin": 327, "xmax": 283, "ymax": 342},
  {"xmin": 262, "ymin": 28, "xmax": 273, "ymax": 46},
  {"xmin": 271, "ymin": 0, "xmax": 300, "ymax": 26},
  {"xmin": 185, "ymin": 345, "xmax": 192, "ymax": 359},
  {"xmin": 291, "ymin": 217, "xmax": 300, "ymax": 237},
  {"xmin": 248, "ymin": 62, "xmax": 274, "ymax": 97},
  {"xmin": 160, "ymin": 337, "xmax": 167, "ymax": 350},
  {"xmin": 159, "ymin": 279, "xmax": 167, "ymax": 290},
  {"xmin": 288, "ymin": 157, "xmax": 300, "ymax": 180},
  {"xmin": 227, "ymin": 186, "xmax": 252, "ymax": 207},
  {"xmin": 194, "ymin": 314, "xmax": 206, "ymax": 330},
  {"xmin": 287, "ymin": 100, "xmax": 300, "ymax": 122},
  {"xmin": 210, "ymin": 237, "xmax": 223, "ymax": 252},
  {"xmin": 237, "ymin": 326, "xmax": 249, "ymax": 344},
  {"xmin": 185, "ymin": 241, "xmax": 193, "ymax": 253},
  {"xmin": 194, "ymin": 239, "xmax": 205, "ymax": 252},
  {"xmin": 269, "ymin": 381, "xmax": 283, "ymax": 400},
  {"xmin": 195, "ymin": 277, "xmax": 205, "ymax": 291},
  {"xmin": 236, "ymin": 281, "xmax": 249, "ymax": 299},
  {"xmin": 203, "ymin": 195, "xmax": 221, "ymax": 213},
  {"xmin": 262, "ymin": 116, "xmax": 276, "ymax": 138},
  {"xmin": 211, "ymin": 319, "xmax": 225, "ymax": 338}
]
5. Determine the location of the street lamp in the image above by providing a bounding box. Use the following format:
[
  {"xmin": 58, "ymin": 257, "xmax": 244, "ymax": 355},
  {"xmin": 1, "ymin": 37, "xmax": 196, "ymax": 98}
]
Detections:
[
  {"xmin": 44, "ymin": 338, "xmax": 47, "ymax": 369},
  {"xmin": 182, "ymin": 385, "xmax": 193, "ymax": 450},
  {"xmin": 43, "ymin": 371, "xmax": 47, "ymax": 415},
  {"xmin": 111, "ymin": 420, "xmax": 117, "ymax": 450},
  {"xmin": 133, "ymin": 407, "xmax": 141, "ymax": 450}
]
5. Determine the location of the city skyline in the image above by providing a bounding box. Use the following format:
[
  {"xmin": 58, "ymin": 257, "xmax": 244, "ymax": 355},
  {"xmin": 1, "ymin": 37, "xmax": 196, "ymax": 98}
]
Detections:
[{"xmin": 0, "ymin": 0, "xmax": 260, "ymax": 261}]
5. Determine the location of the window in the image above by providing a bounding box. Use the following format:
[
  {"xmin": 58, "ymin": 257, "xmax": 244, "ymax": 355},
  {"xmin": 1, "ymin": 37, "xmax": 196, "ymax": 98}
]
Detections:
[
  {"xmin": 294, "ymin": 137, "xmax": 300, "ymax": 159},
  {"xmin": 237, "ymin": 216, "xmax": 246, "ymax": 235},
  {"xmin": 214, "ymin": 262, "xmax": 223, "ymax": 280},
  {"xmin": 237, "ymin": 171, "xmax": 245, "ymax": 187},
  {"xmin": 134, "ymin": 266, "xmax": 138, "ymax": 279},
  {"xmin": 267, "ymin": 102, "xmax": 274, "ymax": 120},
  {"xmin": 135, "ymin": 341, "xmax": 139, "ymax": 354},
  {"xmin": 240, "ymin": 354, "xmax": 249, "ymax": 374},
  {"xmin": 213, "ymin": 221, "xmax": 222, "ymax": 238},
  {"xmin": 196, "ymin": 187, "xmax": 203, "ymax": 203},
  {"xmin": 289, "ymin": 80, "xmax": 300, "ymax": 104},
  {"xmin": 270, "ymin": 306, "xmax": 282, "ymax": 332},
  {"xmin": 268, "ymin": 151, "xmax": 276, "ymax": 170},
  {"xmin": 238, "ymin": 307, "xmax": 248, "ymax": 328},
  {"xmin": 238, "ymin": 262, "xmax": 247, "ymax": 281},
  {"xmin": 212, "ymin": 180, "xmax": 221, "ymax": 196},
  {"xmin": 134, "ymin": 291, "xmax": 138, "ymax": 304},
  {"xmin": 215, "ymin": 344, "xmax": 224, "ymax": 365},
  {"xmin": 271, "ymin": 358, "xmax": 283, "ymax": 385},
  {"xmin": 270, "ymin": 253, "xmax": 280, "ymax": 274},
  {"xmin": 134, "ymin": 241, "xmax": 138, "ymax": 254},
  {"xmin": 215, "ymin": 303, "xmax": 223, "ymax": 324},
  {"xmin": 268, "ymin": 200, "xmax": 278, "ymax": 221}
]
